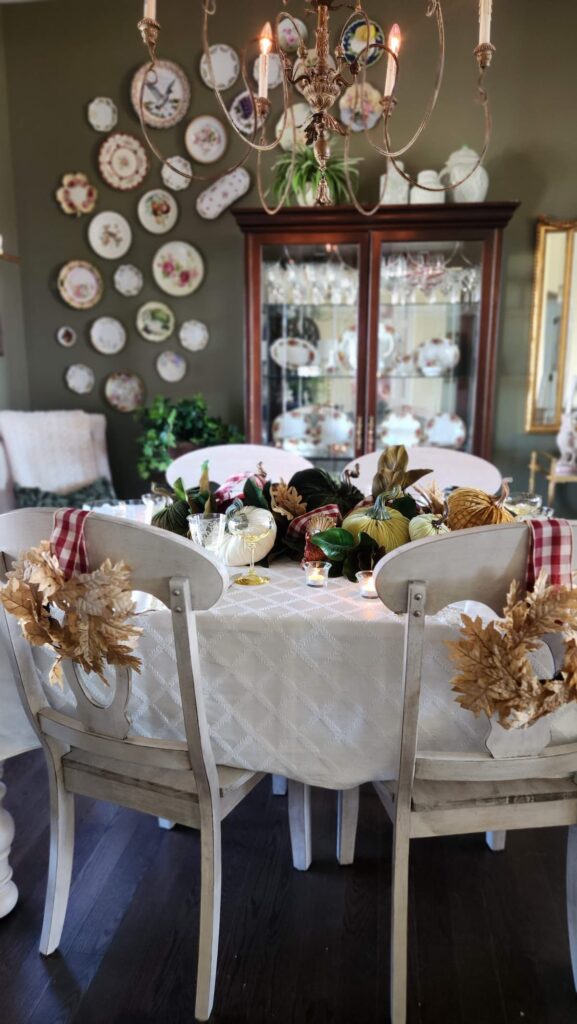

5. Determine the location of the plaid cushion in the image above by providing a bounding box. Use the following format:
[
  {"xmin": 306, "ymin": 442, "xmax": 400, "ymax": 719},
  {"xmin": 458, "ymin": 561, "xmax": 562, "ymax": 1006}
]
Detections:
[
  {"xmin": 287, "ymin": 504, "xmax": 342, "ymax": 541},
  {"xmin": 50, "ymin": 508, "xmax": 90, "ymax": 579},
  {"xmin": 526, "ymin": 518, "xmax": 573, "ymax": 588}
]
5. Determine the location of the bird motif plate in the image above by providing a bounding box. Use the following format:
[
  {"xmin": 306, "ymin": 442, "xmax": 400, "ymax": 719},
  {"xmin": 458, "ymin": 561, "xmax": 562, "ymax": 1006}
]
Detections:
[
  {"xmin": 156, "ymin": 350, "xmax": 187, "ymax": 383},
  {"xmin": 339, "ymin": 82, "xmax": 383, "ymax": 131},
  {"xmin": 58, "ymin": 261, "xmax": 103, "ymax": 310},
  {"xmin": 55, "ymin": 172, "xmax": 98, "ymax": 216},
  {"xmin": 136, "ymin": 301, "xmax": 175, "ymax": 343},
  {"xmin": 185, "ymin": 115, "xmax": 228, "ymax": 164},
  {"xmin": 131, "ymin": 60, "xmax": 191, "ymax": 129},
  {"xmin": 98, "ymin": 133, "xmax": 149, "ymax": 191},
  {"xmin": 65, "ymin": 364, "xmax": 95, "ymax": 395},
  {"xmin": 152, "ymin": 241, "xmax": 204, "ymax": 297},
  {"xmin": 179, "ymin": 320, "xmax": 209, "ymax": 352},
  {"xmin": 88, "ymin": 211, "xmax": 132, "ymax": 259},
  {"xmin": 113, "ymin": 264, "xmax": 143, "ymax": 297},
  {"xmin": 87, "ymin": 97, "xmax": 118, "ymax": 132},
  {"xmin": 341, "ymin": 17, "xmax": 385, "ymax": 67},
  {"xmin": 161, "ymin": 155, "xmax": 193, "ymax": 191},
  {"xmin": 104, "ymin": 372, "xmax": 145, "ymax": 413},
  {"xmin": 90, "ymin": 317, "xmax": 127, "ymax": 356},
  {"xmin": 199, "ymin": 44, "xmax": 240, "ymax": 91},
  {"xmin": 137, "ymin": 189, "xmax": 179, "ymax": 234},
  {"xmin": 270, "ymin": 337, "xmax": 318, "ymax": 370}
]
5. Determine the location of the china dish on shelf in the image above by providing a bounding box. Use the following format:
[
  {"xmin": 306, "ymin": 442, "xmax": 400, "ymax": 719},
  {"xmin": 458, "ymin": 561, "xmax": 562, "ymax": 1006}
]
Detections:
[
  {"xmin": 378, "ymin": 408, "xmax": 423, "ymax": 447},
  {"xmin": 152, "ymin": 241, "xmax": 205, "ymax": 297},
  {"xmin": 55, "ymin": 173, "xmax": 98, "ymax": 217},
  {"xmin": 229, "ymin": 91, "xmax": 265, "ymax": 136},
  {"xmin": 185, "ymin": 115, "xmax": 228, "ymax": 164},
  {"xmin": 57, "ymin": 260, "xmax": 103, "ymax": 310},
  {"xmin": 104, "ymin": 372, "xmax": 145, "ymax": 413},
  {"xmin": 270, "ymin": 337, "xmax": 318, "ymax": 371},
  {"xmin": 252, "ymin": 53, "xmax": 283, "ymax": 90},
  {"xmin": 87, "ymin": 97, "xmax": 118, "ymax": 132},
  {"xmin": 130, "ymin": 60, "xmax": 191, "ymax": 129},
  {"xmin": 378, "ymin": 323, "xmax": 397, "ymax": 371},
  {"xmin": 88, "ymin": 211, "xmax": 132, "ymax": 259},
  {"xmin": 271, "ymin": 406, "xmax": 320, "ymax": 451},
  {"xmin": 89, "ymin": 317, "xmax": 127, "ymax": 356},
  {"xmin": 56, "ymin": 326, "xmax": 77, "ymax": 348},
  {"xmin": 136, "ymin": 301, "xmax": 175, "ymax": 342},
  {"xmin": 275, "ymin": 103, "xmax": 311, "ymax": 151},
  {"xmin": 415, "ymin": 336, "xmax": 460, "ymax": 377},
  {"xmin": 161, "ymin": 155, "xmax": 193, "ymax": 191},
  {"xmin": 195, "ymin": 168, "xmax": 251, "ymax": 220},
  {"xmin": 137, "ymin": 189, "xmax": 179, "ymax": 234},
  {"xmin": 199, "ymin": 44, "xmax": 240, "ymax": 91},
  {"xmin": 277, "ymin": 16, "xmax": 308, "ymax": 53},
  {"xmin": 341, "ymin": 17, "xmax": 385, "ymax": 67},
  {"xmin": 424, "ymin": 412, "xmax": 467, "ymax": 449},
  {"xmin": 390, "ymin": 353, "xmax": 416, "ymax": 378},
  {"xmin": 317, "ymin": 407, "xmax": 354, "ymax": 447},
  {"xmin": 113, "ymin": 263, "xmax": 143, "ymax": 297},
  {"xmin": 98, "ymin": 133, "xmax": 149, "ymax": 191},
  {"xmin": 179, "ymin": 319, "xmax": 209, "ymax": 352},
  {"xmin": 156, "ymin": 350, "xmax": 187, "ymax": 383},
  {"xmin": 339, "ymin": 82, "xmax": 382, "ymax": 132},
  {"xmin": 65, "ymin": 363, "xmax": 95, "ymax": 396}
]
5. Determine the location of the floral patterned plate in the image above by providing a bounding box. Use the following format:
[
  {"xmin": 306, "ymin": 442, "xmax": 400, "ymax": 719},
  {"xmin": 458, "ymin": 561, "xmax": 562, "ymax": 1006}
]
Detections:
[
  {"xmin": 89, "ymin": 317, "xmax": 127, "ymax": 355},
  {"xmin": 378, "ymin": 408, "xmax": 423, "ymax": 447},
  {"xmin": 339, "ymin": 82, "xmax": 383, "ymax": 131},
  {"xmin": 423, "ymin": 412, "xmax": 467, "ymax": 449},
  {"xmin": 161, "ymin": 155, "xmax": 193, "ymax": 191},
  {"xmin": 88, "ymin": 211, "xmax": 132, "ymax": 259},
  {"xmin": 58, "ymin": 260, "xmax": 103, "ymax": 310},
  {"xmin": 65, "ymin": 364, "xmax": 95, "ymax": 395},
  {"xmin": 55, "ymin": 172, "xmax": 98, "ymax": 216},
  {"xmin": 136, "ymin": 301, "xmax": 175, "ymax": 342},
  {"xmin": 270, "ymin": 337, "xmax": 318, "ymax": 370},
  {"xmin": 184, "ymin": 115, "xmax": 228, "ymax": 164},
  {"xmin": 199, "ymin": 44, "xmax": 240, "ymax": 91},
  {"xmin": 156, "ymin": 350, "xmax": 187, "ymax": 383},
  {"xmin": 229, "ymin": 91, "xmax": 265, "ymax": 136},
  {"xmin": 87, "ymin": 97, "xmax": 118, "ymax": 132},
  {"xmin": 179, "ymin": 319, "xmax": 209, "ymax": 352},
  {"xmin": 341, "ymin": 17, "xmax": 385, "ymax": 67},
  {"xmin": 56, "ymin": 326, "xmax": 77, "ymax": 348},
  {"xmin": 113, "ymin": 264, "xmax": 143, "ymax": 297},
  {"xmin": 277, "ymin": 16, "xmax": 308, "ymax": 53},
  {"xmin": 195, "ymin": 168, "xmax": 250, "ymax": 220},
  {"xmin": 152, "ymin": 241, "xmax": 204, "ymax": 297},
  {"xmin": 130, "ymin": 60, "xmax": 191, "ymax": 129},
  {"xmin": 104, "ymin": 372, "xmax": 145, "ymax": 413},
  {"xmin": 98, "ymin": 133, "xmax": 149, "ymax": 191},
  {"xmin": 275, "ymin": 103, "xmax": 311, "ymax": 151},
  {"xmin": 137, "ymin": 189, "xmax": 179, "ymax": 234}
]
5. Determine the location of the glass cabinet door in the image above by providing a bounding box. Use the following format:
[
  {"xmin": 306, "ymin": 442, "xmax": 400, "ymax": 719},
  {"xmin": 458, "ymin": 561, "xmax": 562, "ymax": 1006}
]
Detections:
[
  {"xmin": 372, "ymin": 239, "xmax": 483, "ymax": 453},
  {"xmin": 261, "ymin": 242, "xmax": 363, "ymax": 471}
]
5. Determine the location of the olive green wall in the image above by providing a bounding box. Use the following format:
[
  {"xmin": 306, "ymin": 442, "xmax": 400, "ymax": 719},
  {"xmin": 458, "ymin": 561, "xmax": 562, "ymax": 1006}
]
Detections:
[{"xmin": 1, "ymin": 0, "xmax": 575, "ymax": 500}]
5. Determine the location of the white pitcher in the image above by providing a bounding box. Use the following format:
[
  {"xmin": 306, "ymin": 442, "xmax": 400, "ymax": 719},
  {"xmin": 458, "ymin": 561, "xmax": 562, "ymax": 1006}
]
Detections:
[
  {"xmin": 409, "ymin": 169, "xmax": 445, "ymax": 204},
  {"xmin": 440, "ymin": 145, "xmax": 489, "ymax": 203}
]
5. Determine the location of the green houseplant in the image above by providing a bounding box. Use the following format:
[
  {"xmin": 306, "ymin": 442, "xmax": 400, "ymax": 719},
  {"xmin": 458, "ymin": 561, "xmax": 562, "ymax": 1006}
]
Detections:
[
  {"xmin": 271, "ymin": 147, "xmax": 361, "ymax": 207},
  {"xmin": 135, "ymin": 394, "xmax": 244, "ymax": 482}
]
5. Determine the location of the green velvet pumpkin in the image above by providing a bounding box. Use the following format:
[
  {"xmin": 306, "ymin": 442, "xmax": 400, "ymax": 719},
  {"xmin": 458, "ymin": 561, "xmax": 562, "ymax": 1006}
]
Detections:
[{"xmin": 342, "ymin": 495, "xmax": 410, "ymax": 553}]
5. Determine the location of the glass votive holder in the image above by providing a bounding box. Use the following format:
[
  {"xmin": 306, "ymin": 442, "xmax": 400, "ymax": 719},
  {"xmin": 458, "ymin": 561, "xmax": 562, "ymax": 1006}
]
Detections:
[
  {"xmin": 504, "ymin": 491, "xmax": 543, "ymax": 519},
  {"xmin": 141, "ymin": 492, "xmax": 171, "ymax": 524},
  {"xmin": 356, "ymin": 570, "xmax": 379, "ymax": 599},
  {"xmin": 188, "ymin": 512, "xmax": 225, "ymax": 555},
  {"xmin": 304, "ymin": 560, "xmax": 330, "ymax": 588}
]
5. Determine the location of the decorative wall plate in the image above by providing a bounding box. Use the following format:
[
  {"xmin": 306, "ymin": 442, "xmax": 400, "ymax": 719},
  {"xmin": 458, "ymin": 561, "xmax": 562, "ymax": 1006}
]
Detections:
[
  {"xmin": 229, "ymin": 91, "xmax": 265, "ymax": 136},
  {"xmin": 275, "ymin": 103, "xmax": 311, "ymax": 151},
  {"xmin": 179, "ymin": 320, "xmax": 209, "ymax": 352},
  {"xmin": 199, "ymin": 44, "xmax": 240, "ymax": 91},
  {"xmin": 195, "ymin": 167, "xmax": 251, "ymax": 220},
  {"xmin": 270, "ymin": 337, "xmax": 318, "ymax": 370},
  {"xmin": 136, "ymin": 301, "xmax": 175, "ymax": 342},
  {"xmin": 88, "ymin": 211, "xmax": 132, "ymax": 259},
  {"xmin": 65, "ymin": 363, "xmax": 95, "ymax": 395},
  {"xmin": 57, "ymin": 260, "xmax": 103, "ymax": 310},
  {"xmin": 130, "ymin": 60, "xmax": 191, "ymax": 129},
  {"xmin": 87, "ymin": 96, "xmax": 118, "ymax": 132},
  {"xmin": 277, "ymin": 16, "xmax": 308, "ymax": 53},
  {"xmin": 113, "ymin": 263, "xmax": 143, "ymax": 297},
  {"xmin": 104, "ymin": 372, "xmax": 145, "ymax": 413},
  {"xmin": 56, "ymin": 326, "xmax": 77, "ymax": 348},
  {"xmin": 152, "ymin": 241, "xmax": 204, "ymax": 297},
  {"xmin": 341, "ymin": 17, "xmax": 385, "ymax": 67},
  {"xmin": 156, "ymin": 350, "xmax": 187, "ymax": 383},
  {"xmin": 55, "ymin": 172, "xmax": 98, "ymax": 216},
  {"xmin": 137, "ymin": 189, "xmax": 179, "ymax": 234},
  {"xmin": 424, "ymin": 412, "xmax": 466, "ymax": 449},
  {"xmin": 184, "ymin": 115, "xmax": 228, "ymax": 164},
  {"xmin": 161, "ymin": 155, "xmax": 193, "ymax": 191},
  {"xmin": 378, "ymin": 409, "xmax": 423, "ymax": 447},
  {"xmin": 339, "ymin": 82, "xmax": 383, "ymax": 131},
  {"xmin": 89, "ymin": 317, "xmax": 127, "ymax": 355},
  {"xmin": 252, "ymin": 53, "xmax": 284, "ymax": 90},
  {"xmin": 98, "ymin": 133, "xmax": 149, "ymax": 191}
]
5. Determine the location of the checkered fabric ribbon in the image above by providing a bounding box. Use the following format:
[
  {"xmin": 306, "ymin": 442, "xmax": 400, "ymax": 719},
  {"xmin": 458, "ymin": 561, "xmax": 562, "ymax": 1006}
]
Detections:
[
  {"xmin": 50, "ymin": 508, "xmax": 90, "ymax": 579},
  {"xmin": 287, "ymin": 504, "xmax": 342, "ymax": 541},
  {"xmin": 526, "ymin": 518, "xmax": 573, "ymax": 589}
]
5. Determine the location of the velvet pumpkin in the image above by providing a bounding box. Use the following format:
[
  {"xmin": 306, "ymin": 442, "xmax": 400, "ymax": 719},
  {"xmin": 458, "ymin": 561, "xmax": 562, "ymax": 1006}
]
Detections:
[
  {"xmin": 219, "ymin": 506, "xmax": 277, "ymax": 566},
  {"xmin": 342, "ymin": 495, "xmax": 410, "ymax": 553}
]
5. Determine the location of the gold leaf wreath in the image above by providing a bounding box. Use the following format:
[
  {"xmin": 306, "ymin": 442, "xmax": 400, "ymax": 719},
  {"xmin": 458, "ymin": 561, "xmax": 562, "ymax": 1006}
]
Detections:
[
  {"xmin": 447, "ymin": 569, "xmax": 577, "ymax": 729},
  {"xmin": 0, "ymin": 540, "xmax": 143, "ymax": 688}
]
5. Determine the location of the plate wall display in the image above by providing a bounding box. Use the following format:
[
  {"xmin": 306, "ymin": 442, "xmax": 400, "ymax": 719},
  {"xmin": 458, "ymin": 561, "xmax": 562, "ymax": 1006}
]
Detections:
[
  {"xmin": 89, "ymin": 316, "xmax": 127, "ymax": 355},
  {"xmin": 156, "ymin": 350, "xmax": 187, "ymax": 383},
  {"xmin": 57, "ymin": 260, "xmax": 103, "ymax": 310},
  {"xmin": 152, "ymin": 241, "xmax": 205, "ymax": 297},
  {"xmin": 275, "ymin": 102, "xmax": 311, "ymax": 151},
  {"xmin": 199, "ymin": 44, "xmax": 240, "ymax": 91},
  {"xmin": 339, "ymin": 82, "xmax": 383, "ymax": 131},
  {"xmin": 277, "ymin": 16, "xmax": 308, "ymax": 53},
  {"xmin": 55, "ymin": 172, "xmax": 98, "ymax": 217},
  {"xmin": 229, "ymin": 90, "xmax": 265, "ymax": 136},
  {"xmin": 65, "ymin": 363, "xmax": 95, "ymax": 395},
  {"xmin": 378, "ymin": 409, "xmax": 423, "ymax": 447},
  {"xmin": 87, "ymin": 97, "xmax": 118, "ymax": 132},
  {"xmin": 424, "ymin": 412, "xmax": 466, "ymax": 449},
  {"xmin": 195, "ymin": 167, "xmax": 251, "ymax": 220},
  {"xmin": 184, "ymin": 114, "xmax": 228, "ymax": 164},
  {"xmin": 137, "ymin": 189, "xmax": 179, "ymax": 234},
  {"xmin": 130, "ymin": 60, "xmax": 191, "ymax": 129},
  {"xmin": 104, "ymin": 372, "xmax": 145, "ymax": 413},
  {"xmin": 179, "ymin": 319, "xmax": 209, "ymax": 352},
  {"xmin": 270, "ymin": 337, "xmax": 318, "ymax": 370},
  {"xmin": 98, "ymin": 133, "xmax": 149, "ymax": 191},
  {"xmin": 136, "ymin": 301, "xmax": 175, "ymax": 342},
  {"xmin": 88, "ymin": 211, "xmax": 132, "ymax": 259},
  {"xmin": 161, "ymin": 155, "xmax": 193, "ymax": 191},
  {"xmin": 113, "ymin": 263, "xmax": 143, "ymax": 297},
  {"xmin": 252, "ymin": 53, "xmax": 284, "ymax": 90},
  {"xmin": 56, "ymin": 326, "xmax": 77, "ymax": 348},
  {"xmin": 341, "ymin": 17, "xmax": 385, "ymax": 67}
]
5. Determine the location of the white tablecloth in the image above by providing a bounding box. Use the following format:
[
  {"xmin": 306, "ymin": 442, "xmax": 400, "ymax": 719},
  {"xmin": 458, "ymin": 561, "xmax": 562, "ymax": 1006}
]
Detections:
[{"xmin": 3, "ymin": 564, "xmax": 577, "ymax": 788}]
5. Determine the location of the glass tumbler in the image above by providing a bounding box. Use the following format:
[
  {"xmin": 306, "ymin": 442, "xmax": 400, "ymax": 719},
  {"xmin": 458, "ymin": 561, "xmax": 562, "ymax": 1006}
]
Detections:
[{"xmin": 188, "ymin": 513, "xmax": 225, "ymax": 555}]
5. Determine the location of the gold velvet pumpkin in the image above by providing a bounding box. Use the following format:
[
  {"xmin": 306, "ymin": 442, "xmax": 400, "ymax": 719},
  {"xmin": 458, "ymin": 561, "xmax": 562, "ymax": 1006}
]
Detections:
[
  {"xmin": 446, "ymin": 485, "xmax": 515, "ymax": 531},
  {"xmin": 343, "ymin": 496, "xmax": 410, "ymax": 553}
]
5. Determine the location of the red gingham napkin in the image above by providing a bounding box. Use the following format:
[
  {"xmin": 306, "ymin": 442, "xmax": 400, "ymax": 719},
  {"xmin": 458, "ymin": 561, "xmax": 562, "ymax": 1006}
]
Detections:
[
  {"xmin": 50, "ymin": 508, "xmax": 90, "ymax": 579},
  {"xmin": 287, "ymin": 504, "xmax": 342, "ymax": 541},
  {"xmin": 526, "ymin": 518, "xmax": 573, "ymax": 589}
]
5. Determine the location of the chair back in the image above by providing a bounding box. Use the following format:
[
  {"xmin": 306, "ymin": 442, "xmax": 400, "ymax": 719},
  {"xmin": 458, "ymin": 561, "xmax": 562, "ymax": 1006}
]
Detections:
[
  {"xmin": 166, "ymin": 443, "xmax": 314, "ymax": 489},
  {"xmin": 344, "ymin": 447, "xmax": 502, "ymax": 497}
]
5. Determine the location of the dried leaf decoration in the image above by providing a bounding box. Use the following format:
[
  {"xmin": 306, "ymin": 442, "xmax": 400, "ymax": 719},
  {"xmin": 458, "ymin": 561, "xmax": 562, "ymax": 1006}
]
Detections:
[
  {"xmin": 447, "ymin": 569, "xmax": 577, "ymax": 729},
  {"xmin": 270, "ymin": 479, "xmax": 307, "ymax": 521},
  {"xmin": 371, "ymin": 445, "xmax": 432, "ymax": 500},
  {"xmin": 0, "ymin": 540, "xmax": 142, "ymax": 688}
]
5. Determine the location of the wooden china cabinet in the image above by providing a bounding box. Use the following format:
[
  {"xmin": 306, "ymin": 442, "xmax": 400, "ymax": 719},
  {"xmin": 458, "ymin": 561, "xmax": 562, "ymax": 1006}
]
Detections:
[{"xmin": 233, "ymin": 203, "xmax": 518, "ymax": 471}]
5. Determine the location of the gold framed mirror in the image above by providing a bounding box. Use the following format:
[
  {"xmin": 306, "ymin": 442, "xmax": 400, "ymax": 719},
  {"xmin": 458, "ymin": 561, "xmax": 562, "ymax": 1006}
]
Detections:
[{"xmin": 526, "ymin": 218, "xmax": 577, "ymax": 432}]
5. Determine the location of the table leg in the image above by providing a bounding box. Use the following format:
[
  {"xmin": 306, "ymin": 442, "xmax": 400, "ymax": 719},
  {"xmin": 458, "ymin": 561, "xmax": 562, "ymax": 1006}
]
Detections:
[
  {"xmin": 272, "ymin": 775, "xmax": 288, "ymax": 796},
  {"xmin": 0, "ymin": 762, "xmax": 18, "ymax": 917}
]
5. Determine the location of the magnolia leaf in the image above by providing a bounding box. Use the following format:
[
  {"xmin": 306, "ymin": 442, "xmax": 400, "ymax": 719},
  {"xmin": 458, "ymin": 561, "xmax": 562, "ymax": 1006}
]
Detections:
[
  {"xmin": 313, "ymin": 528, "xmax": 356, "ymax": 561},
  {"xmin": 244, "ymin": 476, "xmax": 269, "ymax": 510}
]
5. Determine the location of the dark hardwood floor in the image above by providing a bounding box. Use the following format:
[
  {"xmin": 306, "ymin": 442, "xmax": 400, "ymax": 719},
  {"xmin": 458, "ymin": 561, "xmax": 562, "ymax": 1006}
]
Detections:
[{"xmin": 1, "ymin": 750, "xmax": 576, "ymax": 1024}]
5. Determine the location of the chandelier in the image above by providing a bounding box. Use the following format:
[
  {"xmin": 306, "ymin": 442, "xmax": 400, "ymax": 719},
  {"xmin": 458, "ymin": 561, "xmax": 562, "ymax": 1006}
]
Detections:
[{"xmin": 136, "ymin": 0, "xmax": 495, "ymax": 216}]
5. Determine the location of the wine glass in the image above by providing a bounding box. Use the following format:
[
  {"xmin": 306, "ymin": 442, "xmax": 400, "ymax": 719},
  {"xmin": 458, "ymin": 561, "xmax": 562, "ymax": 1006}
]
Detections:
[{"xmin": 228, "ymin": 509, "xmax": 274, "ymax": 586}]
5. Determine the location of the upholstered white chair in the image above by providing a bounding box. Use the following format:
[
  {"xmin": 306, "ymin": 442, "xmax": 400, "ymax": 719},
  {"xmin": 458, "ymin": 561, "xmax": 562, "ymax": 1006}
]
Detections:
[
  {"xmin": 343, "ymin": 447, "xmax": 502, "ymax": 497},
  {"xmin": 166, "ymin": 443, "xmax": 314, "ymax": 489}
]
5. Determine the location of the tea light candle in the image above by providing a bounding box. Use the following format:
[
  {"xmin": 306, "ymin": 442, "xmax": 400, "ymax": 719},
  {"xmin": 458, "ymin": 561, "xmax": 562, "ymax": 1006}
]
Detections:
[
  {"xmin": 356, "ymin": 570, "xmax": 378, "ymax": 599},
  {"xmin": 304, "ymin": 560, "xmax": 330, "ymax": 588}
]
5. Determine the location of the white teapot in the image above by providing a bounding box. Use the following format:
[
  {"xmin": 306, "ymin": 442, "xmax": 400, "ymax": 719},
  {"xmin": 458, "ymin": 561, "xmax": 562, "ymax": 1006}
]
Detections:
[{"xmin": 440, "ymin": 146, "xmax": 489, "ymax": 203}]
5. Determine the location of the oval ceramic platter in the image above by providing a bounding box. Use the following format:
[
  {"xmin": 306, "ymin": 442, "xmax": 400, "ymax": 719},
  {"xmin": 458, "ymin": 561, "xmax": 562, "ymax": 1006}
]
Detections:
[
  {"xmin": 195, "ymin": 168, "xmax": 250, "ymax": 220},
  {"xmin": 104, "ymin": 372, "xmax": 145, "ymax": 413},
  {"xmin": 199, "ymin": 44, "xmax": 240, "ymax": 91},
  {"xmin": 156, "ymin": 350, "xmax": 187, "ymax": 383},
  {"xmin": 136, "ymin": 301, "xmax": 175, "ymax": 342},
  {"xmin": 184, "ymin": 115, "xmax": 228, "ymax": 164},
  {"xmin": 98, "ymin": 133, "xmax": 149, "ymax": 191},
  {"xmin": 270, "ymin": 337, "xmax": 318, "ymax": 370},
  {"xmin": 113, "ymin": 263, "xmax": 143, "ymax": 297},
  {"xmin": 87, "ymin": 96, "xmax": 118, "ymax": 132},
  {"xmin": 65, "ymin": 364, "xmax": 95, "ymax": 395},
  {"xmin": 55, "ymin": 173, "xmax": 98, "ymax": 216},
  {"xmin": 89, "ymin": 317, "xmax": 127, "ymax": 355},
  {"xmin": 88, "ymin": 211, "xmax": 132, "ymax": 259},
  {"xmin": 137, "ymin": 189, "xmax": 179, "ymax": 234},
  {"xmin": 58, "ymin": 260, "xmax": 103, "ymax": 310},
  {"xmin": 179, "ymin": 319, "xmax": 209, "ymax": 352},
  {"xmin": 152, "ymin": 241, "xmax": 204, "ymax": 297},
  {"xmin": 161, "ymin": 155, "xmax": 193, "ymax": 191},
  {"xmin": 341, "ymin": 17, "xmax": 384, "ymax": 67},
  {"xmin": 130, "ymin": 60, "xmax": 191, "ymax": 129}
]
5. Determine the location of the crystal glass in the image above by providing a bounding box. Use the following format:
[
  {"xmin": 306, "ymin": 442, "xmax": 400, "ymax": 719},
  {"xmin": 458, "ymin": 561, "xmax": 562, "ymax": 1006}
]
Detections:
[
  {"xmin": 228, "ymin": 509, "xmax": 274, "ymax": 586},
  {"xmin": 304, "ymin": 560, "xmax": 330, "ymax": 588},
  {"xmin": 504, "ymin": 491, "xmax": 543, "ymax": 519},
  {"xmin": 142, "ymin": 492, "xmax": 171, "ymax": 524},
  {"xmin": 188, "ymin": 513, "xmax": 225, "ymax": 555},
  {"xmin": 355, "ymin": 570, "xmax": 379, "ymax": 598}
]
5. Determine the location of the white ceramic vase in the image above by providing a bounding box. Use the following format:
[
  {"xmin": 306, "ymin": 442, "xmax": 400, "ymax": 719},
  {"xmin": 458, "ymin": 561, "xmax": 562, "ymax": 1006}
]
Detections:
[
  {"xmin": 410, "ymin": 170, "xmax": 445, "ymax": 205},
  {"xmin": 379, "ymin": 159, "xmax": 409, "ymax": 205},
  {"xmin": 440, "ymin": 145, "xmax": 489, "ymax": 203}
]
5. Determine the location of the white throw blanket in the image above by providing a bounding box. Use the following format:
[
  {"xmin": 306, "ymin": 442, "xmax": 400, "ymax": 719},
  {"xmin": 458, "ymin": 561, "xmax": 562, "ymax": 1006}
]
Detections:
[{"xmin": 0, "ymin": 410, "xmax": 101, "ymax": 492}]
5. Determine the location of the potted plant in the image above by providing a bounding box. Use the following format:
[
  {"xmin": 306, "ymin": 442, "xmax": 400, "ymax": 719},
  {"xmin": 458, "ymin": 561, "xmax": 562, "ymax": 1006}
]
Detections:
[
  {"xmin": 135, "ymin": 394, "xmax": 244, "ymax": 483},
  {"xmin": 271, "ymin": 147, "xmax": 361, "ymax": 207}
]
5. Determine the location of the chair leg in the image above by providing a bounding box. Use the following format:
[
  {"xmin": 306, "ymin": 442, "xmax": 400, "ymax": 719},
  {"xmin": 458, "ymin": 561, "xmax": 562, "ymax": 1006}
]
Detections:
[
  {"xmin": 390, "ymin": 822, "xmax": 411, "ymax": 1024},
  {"xmin": 336, "ymin": 787, "xmax": 359, "ymax": 865},
  {"xmin": 195, "ymin": 805, "xmax": 222, "ymax": 1021},
  {"xmin": 567, "ymin": 824, "xmax": 577, "ymax": 991},
  {"xmin": 288, "ymin": 781, "xmax": 311, "ymax": 871},
  {"xmin": 486, "ymin": 830, "xmax": 507, "ymax": 852},
  {"xmin": 39, "ymin": 761, "xmax": 75, "ymax": 956}
]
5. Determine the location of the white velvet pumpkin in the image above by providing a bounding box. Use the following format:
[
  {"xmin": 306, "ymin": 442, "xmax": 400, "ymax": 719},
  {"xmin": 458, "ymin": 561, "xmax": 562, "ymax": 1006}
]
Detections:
[
  {"xmin": 409, "ymin": 513, "xmax": 450, "ymax": 541},
  {"xmin": 219, "ymin": 506, "xmax": 277, "ymax": 566}
]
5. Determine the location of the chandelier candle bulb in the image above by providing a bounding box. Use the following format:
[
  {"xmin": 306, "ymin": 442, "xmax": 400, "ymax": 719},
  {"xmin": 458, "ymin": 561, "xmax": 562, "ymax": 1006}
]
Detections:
[
  {"xmin": 479, "ymin": 0, "xmax": 492, "ymax": 46},
  {"xmin": 384, "ymin": 23, "xmax": 401, "ymax": 98},
  {"xmin": 258, "ymin": 22, "xmax": 273, "ymax": 100},
  {"xmin": 143, "ymin": 0, "xmax": 156, "ymax": 21}
]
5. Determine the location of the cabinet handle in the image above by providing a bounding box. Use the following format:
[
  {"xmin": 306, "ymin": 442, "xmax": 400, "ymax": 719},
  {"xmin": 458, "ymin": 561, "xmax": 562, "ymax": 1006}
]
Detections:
[
  {"xmin": 355, "ymin": 416, "xmax": 363, "ymax": 450},
  {"xmin": 368, "ymin": 415, "xmax": 375, "ymax": 452}
]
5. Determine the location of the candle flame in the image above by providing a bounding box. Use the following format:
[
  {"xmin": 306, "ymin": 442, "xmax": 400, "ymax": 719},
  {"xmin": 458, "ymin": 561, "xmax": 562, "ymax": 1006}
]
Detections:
[
  {"xmin": 388, "ymin": 23, "xmax": 401, "ymax": 56},
  {"xmin": 260, "ymin": 21, "xmax": 273, "ymax": 55}
]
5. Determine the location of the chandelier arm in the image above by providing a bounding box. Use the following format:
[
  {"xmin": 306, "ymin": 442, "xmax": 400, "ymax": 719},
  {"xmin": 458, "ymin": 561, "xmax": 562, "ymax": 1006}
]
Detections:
[
  {"xmin": 256, "ymin": 144, "xmax": 299, "ymax": 217},
  {"xmin": 342, "ymin": 131, "xmax": 391, "ymax": 218}
]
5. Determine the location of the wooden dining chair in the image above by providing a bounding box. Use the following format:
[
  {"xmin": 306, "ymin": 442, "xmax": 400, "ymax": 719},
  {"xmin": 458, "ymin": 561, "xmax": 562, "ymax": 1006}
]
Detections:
[
  {"xmin": 342, "ymin": 446, "xmax": 503, "ymax": 497},
  {"xmin": 165, "ymin": 443, "xmax": 314, "ymax": 490},
  {"xmin": 0, "ymin": 508, "xmax": 271, "ymax": 1021},
  {"xmin": 372, "ymin": 520, "xmax": 577, "ymax": 1024}
]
